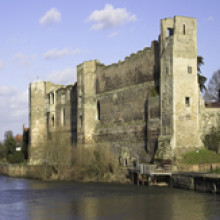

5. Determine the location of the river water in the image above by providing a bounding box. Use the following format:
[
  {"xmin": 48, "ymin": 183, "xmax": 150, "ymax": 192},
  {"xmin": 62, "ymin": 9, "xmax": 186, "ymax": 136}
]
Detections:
[{"xmin": 0, "ymin": 175, "xmax": 220, "ymax": 220}]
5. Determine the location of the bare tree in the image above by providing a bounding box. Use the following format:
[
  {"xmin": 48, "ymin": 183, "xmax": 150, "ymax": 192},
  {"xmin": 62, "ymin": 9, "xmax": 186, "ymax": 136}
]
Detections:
[
  {"xmin": 4, "ymin": 130, "xmax": 13, "ymax": 141},
  {"xmin": 204, "ymin": 69, "xmax": 220, "ymax": 102}
]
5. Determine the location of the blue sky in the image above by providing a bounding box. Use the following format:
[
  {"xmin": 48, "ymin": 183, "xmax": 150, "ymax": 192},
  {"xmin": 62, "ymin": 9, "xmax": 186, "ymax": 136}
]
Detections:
[{"xmin": 0, "ymin": 0, "xmax": 219, "ymax": 140}]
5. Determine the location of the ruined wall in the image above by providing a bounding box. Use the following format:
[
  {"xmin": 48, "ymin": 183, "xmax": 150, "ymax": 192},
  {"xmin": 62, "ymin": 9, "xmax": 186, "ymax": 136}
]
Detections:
[
  {"xmin": 29, "ymin": 81, "xmax": 77, "ymax": 165},
  {"xmin": 77, "ymin": 41, "xmax": 160, "ymax": 162},
  {"xmin": 200, "ymin": 105, "xmax": 220, "ymax": 139}
]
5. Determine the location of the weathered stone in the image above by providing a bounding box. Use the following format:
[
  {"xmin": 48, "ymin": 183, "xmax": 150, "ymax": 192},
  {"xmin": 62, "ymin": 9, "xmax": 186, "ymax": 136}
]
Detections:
[{"xmin": 29, "ymin": 16, "xmax": 220, "ymax": 166}]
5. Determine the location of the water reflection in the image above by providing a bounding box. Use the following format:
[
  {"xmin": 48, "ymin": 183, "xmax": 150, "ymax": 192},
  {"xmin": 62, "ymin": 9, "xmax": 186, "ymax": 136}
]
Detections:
[{"xmin": 0, "ymin": 176, "xmax": 220, "ymax": 220}]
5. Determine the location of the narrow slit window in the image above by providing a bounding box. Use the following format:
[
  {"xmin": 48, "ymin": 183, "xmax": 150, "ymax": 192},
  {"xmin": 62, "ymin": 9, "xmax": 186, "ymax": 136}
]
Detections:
[
  {"xmin": 52, "ymin": 116, "xmax": 55, "ymax": 127},
  {"xmin": 166, "ymin": 67, "xmax": 169, "ymax": 74},
  {"xmin": 183, "ymin": 24, "xmax": 186, "ymax": 35},
  {"xmin": 50, "ymin": 93, "xmax": 54, "ymax": 104},
  {"xmin": 80, "ymin": 115, "xmax": 83, "ymax": 127},
  {"xmin": 185, "ymin": 97, "xmax": 190, "ymax": 107},
  {"xmin": 188, "ymin": 66, "xmax": 192, "ymax": 74},
  {"xmin": 97, "ymin": 101, "xmax": 101, "ymax": 120}
]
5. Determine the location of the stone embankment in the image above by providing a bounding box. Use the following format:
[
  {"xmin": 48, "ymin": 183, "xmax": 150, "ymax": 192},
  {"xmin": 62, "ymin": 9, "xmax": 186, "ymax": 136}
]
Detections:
[{"xmin": 171, "ymin": 173, "xmax": 220, "ymax": 193}]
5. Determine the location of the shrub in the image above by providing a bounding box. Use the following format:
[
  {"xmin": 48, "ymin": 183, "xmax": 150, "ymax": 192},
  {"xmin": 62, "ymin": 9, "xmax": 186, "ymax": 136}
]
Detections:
[
  {"xmin": 0, "ymin": 143, "xmax": 6, "ymax": 160},
  {"xmin": 5, "ymin": 135, "xmax": 16, "ymax": 157},
  {"xmin": 8, "ymin": 151, "xmax": 25, "ymax": 164}
]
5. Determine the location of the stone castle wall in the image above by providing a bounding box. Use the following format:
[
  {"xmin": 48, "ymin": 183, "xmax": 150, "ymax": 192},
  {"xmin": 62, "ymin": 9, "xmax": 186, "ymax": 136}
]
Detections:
[
  {"xmin": 77, "ymin": 41, "xmax": 160, "ymax": 162},
  {"xmin": 28, "ymin": 16, "xmax": 220, "ymax": 166},
  {"xmin": 29, "ymin": 81, "xmax": 77, "ymax": 165}
]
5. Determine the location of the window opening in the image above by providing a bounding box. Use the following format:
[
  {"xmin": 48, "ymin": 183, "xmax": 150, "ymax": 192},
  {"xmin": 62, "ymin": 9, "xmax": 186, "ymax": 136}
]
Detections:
[
  {"xmin": 97, "ymin": 101, "xmax": 101, "ymax": 120},
  {"xmin": 80, "ymin": 115, "xmax": 83, "ymax": 127},
  {"xmin": 47, "ymin": 112, "xmax": 50, "ymax": 126},
  {"xmin": 52, "ymin": 116, "xmax": 55, "ymax": 127},
  {"xmin": 167, "ymin": 28, "xmax": 174, "ymax": 37},
  {"xmin": 188, "ymin": 66, "xmax": 192, "ymax": 74},
  {"xmin": 185, "ymin": 97, "xmax": 190, "ymax": 107},
  {"xmin": 50, "ymin": 93, "xmax": 54, "ymax": 104},
  {"xmin": 166, "ymin": 67, "xmax": 169, "ymax": 74},
  {"xmin": 183, "ymin": 24, "xmax": 186, "ymax": 35}
]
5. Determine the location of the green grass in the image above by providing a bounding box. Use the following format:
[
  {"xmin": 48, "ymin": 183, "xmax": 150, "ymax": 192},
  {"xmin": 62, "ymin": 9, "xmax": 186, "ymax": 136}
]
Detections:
[
  {"xmin": 210, "ymin": 167, "xmax": 220, "ymax": 174},
  {"xmin": 181, "ymin": 148, "xmax": 220, "ymax": 165}
]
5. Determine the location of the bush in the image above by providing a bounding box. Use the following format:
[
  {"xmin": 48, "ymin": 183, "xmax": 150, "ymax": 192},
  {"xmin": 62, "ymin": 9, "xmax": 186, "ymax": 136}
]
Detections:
[
  {"xmin": 5, "ymin": 136, "xmax": 16, "ymax": 156},
  {"xmin": 8, "ymin": 151, "xmax": 25, "ymax": 164},
  {"xmin": 203, "ymin": 126, "xmax": 220, "ymax": 152},
  {"xmin": 0, "ymin": 143, "xmax": 6, "ymax": 160}
]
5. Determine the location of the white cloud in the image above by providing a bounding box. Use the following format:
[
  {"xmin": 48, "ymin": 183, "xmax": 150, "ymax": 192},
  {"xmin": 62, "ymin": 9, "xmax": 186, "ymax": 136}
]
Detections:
[
  {"xmin": 46, "ymin": 67, "xmax": 76, "ymax": 85},
  {"xmin": 208, "ymin": 16, "xmax": 214, "ymax": 21},
  {"xmin": 87, "ymin": 4, "xmax": 137, "ymax": 30},
  {"xmin": 44, "ymin": 48, "xmax": 80, "ymax": 60},
  {"xmin": 108, "ymin": 31, "xmax": 118, "ymax": 38},
  {"xmin": 0, "ymin": 61, "xmax": 4, "ymax": 70},
  {"xmin": 13, "ymin": 53, "xmax": 30, "ymax": 68},
  {"xmin": 39, "ymin": 8, "xmax": 61, "ymax": 25},
  {"xmin": 0, "ymin": 86, "xmax": 28, "ymax": 140}
]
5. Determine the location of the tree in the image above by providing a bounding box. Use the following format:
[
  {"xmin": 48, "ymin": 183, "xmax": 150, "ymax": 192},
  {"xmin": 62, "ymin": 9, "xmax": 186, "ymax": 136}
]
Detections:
[
  {"xmin": 204, "ymin": 69, "xmax": 220, "ymax": 102},
  {"xmin": 4, "ymin": 133, "xmax": 25, "ymax": 163},
  {"xmin": 197, "ymin": 56, "xmax": 207, "ymax": 92},
  {"xmin": 4, "ymin": 130, "xmax": 13, "ymax": 140},
  {"xmin": 5, "ymin": 135, "xmax": 16, "ymax": 157}
]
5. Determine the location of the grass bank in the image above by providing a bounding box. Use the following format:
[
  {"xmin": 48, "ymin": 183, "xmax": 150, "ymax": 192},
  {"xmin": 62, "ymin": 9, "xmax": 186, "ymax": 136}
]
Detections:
[{"xmin": 181, "ymin": 148, "xmax": 220, "ymax": 165}]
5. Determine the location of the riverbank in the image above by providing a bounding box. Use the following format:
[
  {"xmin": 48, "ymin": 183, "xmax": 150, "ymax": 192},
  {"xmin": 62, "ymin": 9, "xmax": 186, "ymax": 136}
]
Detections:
[
  {"xmin": 1, "ymin": 163, "xmax": 220, "ymax": 194},
  {"xmin": 0, "ymin": 163, "xmax": 130, "ymax": 183}
]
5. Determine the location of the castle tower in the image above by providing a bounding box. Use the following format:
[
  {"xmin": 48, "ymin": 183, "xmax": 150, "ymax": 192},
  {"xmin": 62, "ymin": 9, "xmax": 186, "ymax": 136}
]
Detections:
[
  {"xmin": 29, "ymin": 81, "xmax": 48, "ymax": 165},
  {"xmin": 77, "ymin": 60, "xmax": 98, "ymax": 146},
  {"xmin": 158, "ymin": 16, "xmax": 202, "ymax": 159}
]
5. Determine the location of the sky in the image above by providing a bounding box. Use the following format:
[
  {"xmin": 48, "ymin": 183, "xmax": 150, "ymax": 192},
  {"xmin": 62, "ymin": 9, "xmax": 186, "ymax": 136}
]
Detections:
[{"xmin": 0, "ymin": 0, "xmax": 220, "ymax": 140}]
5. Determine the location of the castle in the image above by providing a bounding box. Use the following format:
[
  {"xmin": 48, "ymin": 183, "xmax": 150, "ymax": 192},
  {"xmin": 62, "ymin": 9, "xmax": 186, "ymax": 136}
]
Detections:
[{"xmin": 29, "ymin": 16, "xmax": 220, "ymax": 165}]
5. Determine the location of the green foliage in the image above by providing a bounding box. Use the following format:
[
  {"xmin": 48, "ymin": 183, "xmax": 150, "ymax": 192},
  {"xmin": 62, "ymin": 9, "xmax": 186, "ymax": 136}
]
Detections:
[
  {"xmin": 203, "ymin": 126, "xmax": 220, "ymax": 152},
  {"xmin": 5, "ymin": 136, "xmax": 16, "ymax": 157},
  {"xmin": 181, "ymin": 148, "xmax": 220, "ymax": 164},
  {"xmin": 210, "ymin": 167, "xmax": 220, "ymax": 174},
  {"xmin": 4, "ymin": 134, "xmax": 25, "ymax": 164},
  {"xmin": 197, "ymin": 56, "xmax": 207, "ymax": 92},
  {"xmin": 8, "ymin": 151, "xmax": 25, "ymax": 164},
  {"xmin": 0, "ymin": 142, "xmax": 6, "ymax": 159}
]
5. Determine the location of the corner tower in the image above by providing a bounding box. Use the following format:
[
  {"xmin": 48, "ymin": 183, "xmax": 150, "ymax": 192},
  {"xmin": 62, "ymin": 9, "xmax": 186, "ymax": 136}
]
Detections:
[{"xmin": 157, "ymin": 16, "xmax": 202, "ymax": 159}]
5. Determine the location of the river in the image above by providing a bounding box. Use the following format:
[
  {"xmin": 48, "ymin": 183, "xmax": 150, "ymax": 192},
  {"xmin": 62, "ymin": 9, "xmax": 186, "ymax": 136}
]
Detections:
[{"xmin": 0, "ymin": 175, "xmax": 220, "ymax": 220}]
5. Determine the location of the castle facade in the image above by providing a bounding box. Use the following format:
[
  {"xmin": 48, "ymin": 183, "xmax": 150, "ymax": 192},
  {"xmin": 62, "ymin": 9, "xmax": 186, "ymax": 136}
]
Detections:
[{"xmin": 29, "ymin": 16, "xmax": 220, "ymax": 165}]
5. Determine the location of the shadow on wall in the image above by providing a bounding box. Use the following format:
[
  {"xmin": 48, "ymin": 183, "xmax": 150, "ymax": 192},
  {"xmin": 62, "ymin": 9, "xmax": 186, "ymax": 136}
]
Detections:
[{"xmin": 144, "ymin": 41, "xmax": 160, "ymax": 162}]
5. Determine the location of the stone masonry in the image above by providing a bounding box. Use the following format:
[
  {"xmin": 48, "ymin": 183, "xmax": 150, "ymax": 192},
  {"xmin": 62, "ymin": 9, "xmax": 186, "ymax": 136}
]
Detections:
[{"xmin": 29, "ymin": 16, "xmax": 220, "ymax": 165}]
